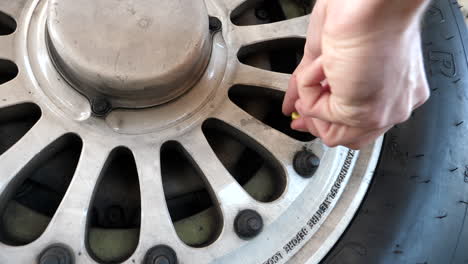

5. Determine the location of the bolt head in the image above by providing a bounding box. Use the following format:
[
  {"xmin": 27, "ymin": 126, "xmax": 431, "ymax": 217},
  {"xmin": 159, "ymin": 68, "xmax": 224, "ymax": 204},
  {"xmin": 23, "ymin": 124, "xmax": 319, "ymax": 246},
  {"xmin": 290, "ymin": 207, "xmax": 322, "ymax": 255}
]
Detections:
[
  {"xmin": 153, "ymin": 256, "xmax": 170, "ymax": 264},
  {"xmin": 234, "ymin": 209, "xmax": 263, "ymax": 239},
  {"xmin": 247, "ymin": 217, "xmax": 262, "ymax": 231},
  {"xmin": 91, "ymin": 98, "xmax": 111, "ymax": 116},
  {"xmin": 41, "ymin": 256, "xmax": 60, "ymax": 264},
  {"xmin": 293, "ymin": 150, "xmax": 320, "ymax": 178},
  {"xmin": 38, "ymin": 245, "xmax": 74, "ymax": 264},
  {"xmin": 144, "ymin": 245, "xmax": 177, "ymax": 264},
  {"xmin": 209, "ymin": 17, "xmax": 222, "ymax": 31}
]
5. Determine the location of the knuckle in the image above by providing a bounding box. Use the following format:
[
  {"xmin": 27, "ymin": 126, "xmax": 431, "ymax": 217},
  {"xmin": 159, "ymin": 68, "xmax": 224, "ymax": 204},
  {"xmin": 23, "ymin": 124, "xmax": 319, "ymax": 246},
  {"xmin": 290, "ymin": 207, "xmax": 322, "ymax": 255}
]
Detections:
[
  {"xmin": 322, "ymin": 135, "xmax": 340, "ymax": 148},
  {"xmin": 301, "ymin": 106, "xmax": 315, "ymax": 116},
  {"xmin": 395, "ymin": 106, "xmax": 412, "ymax": 124},
  {"xmin": 352, "ymin": 108, "xmax": 385, "ymax": 128},
  {"xmin": 295, "ymin": 72, "xmax": 307, "ymax": 89},
  {"xmin": 333, "ymin": 102, "xmax": 386, "ymax": 128},
  {"xmin": 322, "ymin": 57, "xmax": 333, "ymax": 71},
  {"xmin": 366, "ymin": 112, "xmax": 387, "ymax": 129},
  {"xmin": 419, "ymin": 84, "xmax": 430, "ymax": 103}
]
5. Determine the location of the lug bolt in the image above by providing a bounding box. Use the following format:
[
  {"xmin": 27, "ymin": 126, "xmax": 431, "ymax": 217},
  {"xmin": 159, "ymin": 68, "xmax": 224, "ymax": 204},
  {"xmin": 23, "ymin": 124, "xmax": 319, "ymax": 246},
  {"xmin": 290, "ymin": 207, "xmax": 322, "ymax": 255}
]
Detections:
[
  {"xmin": 144, "ymin": 245, "xmax": 177, "ymax": 264},
  {"xmin": 234, "ymin": 209, "xmax": 263, "ymax": 239},
  {"xmin": 293, "ymin": 149, "xmax": 320, "ymax": 178},
  {"xmin": 38, "ymin": 244, "xmax": 74, "ymax": 264},
  {"xmin": 209, "ymin": 17, "xmax": 222, "ymax": 31},
  {"xmin": 91, "ymin": 97, "xmax": 111, "ymax": 117}
]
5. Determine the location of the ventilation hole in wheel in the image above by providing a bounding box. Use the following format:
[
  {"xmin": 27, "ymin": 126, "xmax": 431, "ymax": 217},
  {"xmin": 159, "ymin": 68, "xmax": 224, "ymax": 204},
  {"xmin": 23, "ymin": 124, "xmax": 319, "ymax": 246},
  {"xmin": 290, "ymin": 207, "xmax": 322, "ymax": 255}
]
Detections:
[
  {"xmin": 0, "ymin": 11, "xmax": 16, "ymax": 35},
  {"xmin": 161, "ymin": 141, "xmax": 222, "ymax": 248},
  {"xmin": 229, "ymin": 85, "xmax": 314, "ymax": 142},
  {"xmin": 87, "ymin": 147, "xmax": 141, "ymax": 263},
  {"xmin": 0, "ymin": 133, "xmax": 82, "ymax": 246},
  {"xmin": 231, "ymin": 0, "xmax": 313, "ymax": 26},
  {"xmin": 0, "ymin": 60, "xmax": 19, "ymax": 85},
  {"xmin": 202, "ymin": 119, "xmax": 286, "ymax": 203},
  {"xmin": 238, "ymin": 38, "xmax": 305, "ymax": 74},
  {"xmin": 0, "ymin": 103, "xmax": 41, "ymax": 156}
]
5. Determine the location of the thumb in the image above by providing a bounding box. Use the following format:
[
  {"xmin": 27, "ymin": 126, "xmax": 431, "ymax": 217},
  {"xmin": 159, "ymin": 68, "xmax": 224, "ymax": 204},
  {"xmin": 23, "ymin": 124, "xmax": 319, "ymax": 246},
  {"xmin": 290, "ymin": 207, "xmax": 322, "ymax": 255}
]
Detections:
[{"xmin": 294, "ymin": 57, "xmax": 343, "ymax": 125}]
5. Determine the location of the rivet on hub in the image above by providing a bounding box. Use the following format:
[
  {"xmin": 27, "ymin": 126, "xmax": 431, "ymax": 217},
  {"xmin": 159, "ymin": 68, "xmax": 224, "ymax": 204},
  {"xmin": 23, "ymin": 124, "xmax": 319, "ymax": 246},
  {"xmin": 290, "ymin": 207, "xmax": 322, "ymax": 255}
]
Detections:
[
  {"xmin": 234, "ymin": 209, "xmax": 263, "ymax": 240},
  {"xmin": 209, "ymin": 17, "xmax": 222, "ymax": 31},
  {"xmin": 38, "ymin": 244, "xmax": 74, "ymax": 264},
  {"xmin": 144, "ymin": 245, "xmax": 178, "ymax": 264},
  {"xmin": 91, "ymin": 98, "xmax": 112, "ymax": 117},
  {"xmin": 293, "ymin": 149, "xmax": 320, "ymax": 178}
]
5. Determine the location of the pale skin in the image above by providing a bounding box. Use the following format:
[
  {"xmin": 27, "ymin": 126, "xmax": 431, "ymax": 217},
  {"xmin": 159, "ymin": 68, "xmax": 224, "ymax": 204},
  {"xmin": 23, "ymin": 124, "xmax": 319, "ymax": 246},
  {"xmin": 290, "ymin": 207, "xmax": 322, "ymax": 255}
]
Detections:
[{"xmin": 282, "ymin": 0, "xmax": 431, "ymax": 149}]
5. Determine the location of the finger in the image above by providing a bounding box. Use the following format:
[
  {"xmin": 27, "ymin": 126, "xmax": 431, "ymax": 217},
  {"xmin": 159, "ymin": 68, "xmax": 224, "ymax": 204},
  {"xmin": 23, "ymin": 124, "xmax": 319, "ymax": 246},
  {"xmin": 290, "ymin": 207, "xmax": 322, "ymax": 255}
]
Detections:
[
  {"xmin": 295, "ymin": 102, "xmax": 331, "ymax": 138},
  {"xmin": 291, "ymin": 117, "xmax": 322, "ymax": 138},
  {"xmin": 303, "ymin": 118, "xmax": 321, "ymax": 137},
  {"xmin": 310, "ymin": 117, "xmax": 331, "ymax": 139},
  {"xmin": 291, "ymin": 117, "xmax": 308, "ymax": 132},
  {"xmin": 282, "ymin": 49, "xmax": 317, "ymax": 116},
  {"xmin": 295, "ymin": 88, "xmax": 340, "ymax": 125},
  {"xmin": 304, "ymin": 0, "xmax": 327, "ymax": 59},
  {"xmin": 292, "ymin": 57, "xmax": 355, "ymax": 127},
  {"xmin": 412, "ymin": 84, "xmax": 430, "ymax": 111},
  {"xmin": 283, "ymin": 74, "xmax": 300, "ymax": 115},
  {"xmin": 283, "ymin": 0, "xmax": 326, "ymax": 116},
  {"xmin": 295, "ymin": 57, "xmax": 326, "ymax": 109},
  {"xmin": 283, "ymin": 56, "xmax": 324, "ymax": 116}
]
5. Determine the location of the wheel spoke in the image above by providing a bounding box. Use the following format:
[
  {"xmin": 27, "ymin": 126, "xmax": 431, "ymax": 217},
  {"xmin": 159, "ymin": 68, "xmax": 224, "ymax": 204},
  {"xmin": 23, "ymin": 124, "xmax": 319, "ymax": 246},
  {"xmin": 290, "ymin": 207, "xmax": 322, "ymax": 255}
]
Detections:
[
  {"xmin": 213, "ymin": 101, "xmax": 311, "ymax": 163},
  {"xmin": 0, "ymin": 0, "xmax": 28, "ymax": 20},
  {"xmin": 133, "ymin": 147, "xmax": 182, "ymax": 249},
  {"xmin": 0, "ymin": 118, "xmax": 65, "ymax": 202},
  {"xmin": 0, "ymin": 76, "xmax": 31, "ymax": 106},
  {"xmin": 231, "ymin": 15, "xmax": 309, "ymax": 48},
  {"xmin": 0, "ymin": 35, "xmax": 14, "ymax": 61},
  {"xmin": 180, "ymin": 129, "xmax": 257, "ymax": 220},
  {"xmin": 216, "ymin": 0, "xmax": 249, "ymax": 13},
  {"xmin": 231, "ymin": 64, "xmax": 290, "ymax": 92},
  {"xmin": 0, "ymin": 0, "xmax": 382, "ymax": 262},
  {"xmin": 39, "ymin": 140, "xmax": 112, "ymax": 249}
]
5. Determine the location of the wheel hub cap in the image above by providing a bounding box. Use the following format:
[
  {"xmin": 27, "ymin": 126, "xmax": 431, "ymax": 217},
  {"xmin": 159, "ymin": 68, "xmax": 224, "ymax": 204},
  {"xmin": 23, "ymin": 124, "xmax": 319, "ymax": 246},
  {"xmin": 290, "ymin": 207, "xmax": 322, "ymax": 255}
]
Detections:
[{"xmin": 46, "ymin": 0, "xmax": 211, "ymax": 109}]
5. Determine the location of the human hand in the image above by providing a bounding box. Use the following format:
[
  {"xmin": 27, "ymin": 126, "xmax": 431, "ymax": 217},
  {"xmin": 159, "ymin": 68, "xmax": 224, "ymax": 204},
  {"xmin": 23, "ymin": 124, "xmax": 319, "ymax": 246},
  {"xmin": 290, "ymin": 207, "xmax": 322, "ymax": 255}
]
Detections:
[{"xmin": 282, "ymin": 0, "xmax": 430, "ymax": 149}]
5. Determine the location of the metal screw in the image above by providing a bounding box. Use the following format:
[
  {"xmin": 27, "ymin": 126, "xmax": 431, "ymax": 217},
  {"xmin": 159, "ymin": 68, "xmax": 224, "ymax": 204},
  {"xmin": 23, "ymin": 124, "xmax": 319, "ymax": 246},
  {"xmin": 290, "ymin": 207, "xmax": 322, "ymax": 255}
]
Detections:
[
  {"xmin": 234, "ymin": 209, "xmax": 263, "ymax": 239},
  {"xmin": 91, "ymin": 97, "xmax": 111, "ymax": 117},
  {"xmin": 144, "ymin": 245, "xmax": 177, "ymax": 264},
  {"xmin": 254, "ymin": 8, "xmax": 269, "ymax": 20},
  {"xmin": 38, "ymin": 244, "xmax": 74, "ymax": 264},
  {"xmin": 293, "ymin": 149, "xmax": 320, "ymax": 178},
  {"xmin": 209, "ymin": 17, "xmax": 222, "ymax": 31}
]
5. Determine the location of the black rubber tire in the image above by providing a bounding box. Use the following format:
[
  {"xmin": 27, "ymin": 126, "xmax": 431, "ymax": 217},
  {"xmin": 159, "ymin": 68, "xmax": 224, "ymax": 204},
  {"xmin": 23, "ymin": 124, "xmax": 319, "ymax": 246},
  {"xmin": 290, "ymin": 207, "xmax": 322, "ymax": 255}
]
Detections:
[{"xmin": 322, "ymin": 0, "xmax": 468, "ymax": 263}]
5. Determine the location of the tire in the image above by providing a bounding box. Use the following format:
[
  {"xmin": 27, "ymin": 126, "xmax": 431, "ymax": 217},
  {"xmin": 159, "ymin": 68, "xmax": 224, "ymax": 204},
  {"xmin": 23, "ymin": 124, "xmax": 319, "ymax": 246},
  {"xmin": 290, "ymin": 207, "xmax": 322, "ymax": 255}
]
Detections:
[{"xmin": 322, "ymin": 0, "xmax": 468, "ymax": 263}]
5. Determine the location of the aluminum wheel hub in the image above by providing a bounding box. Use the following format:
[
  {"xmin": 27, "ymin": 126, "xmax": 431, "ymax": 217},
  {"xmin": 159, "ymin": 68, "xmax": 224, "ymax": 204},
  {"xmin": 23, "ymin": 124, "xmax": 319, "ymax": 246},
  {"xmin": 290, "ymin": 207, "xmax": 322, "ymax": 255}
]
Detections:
[
  {"xmin": 47, "ymin": 0, "xmax": 211, "ymax": 109},
  {"xmin": 0, "ymin": 0, "xmax": 383, "ymax": 263}
]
